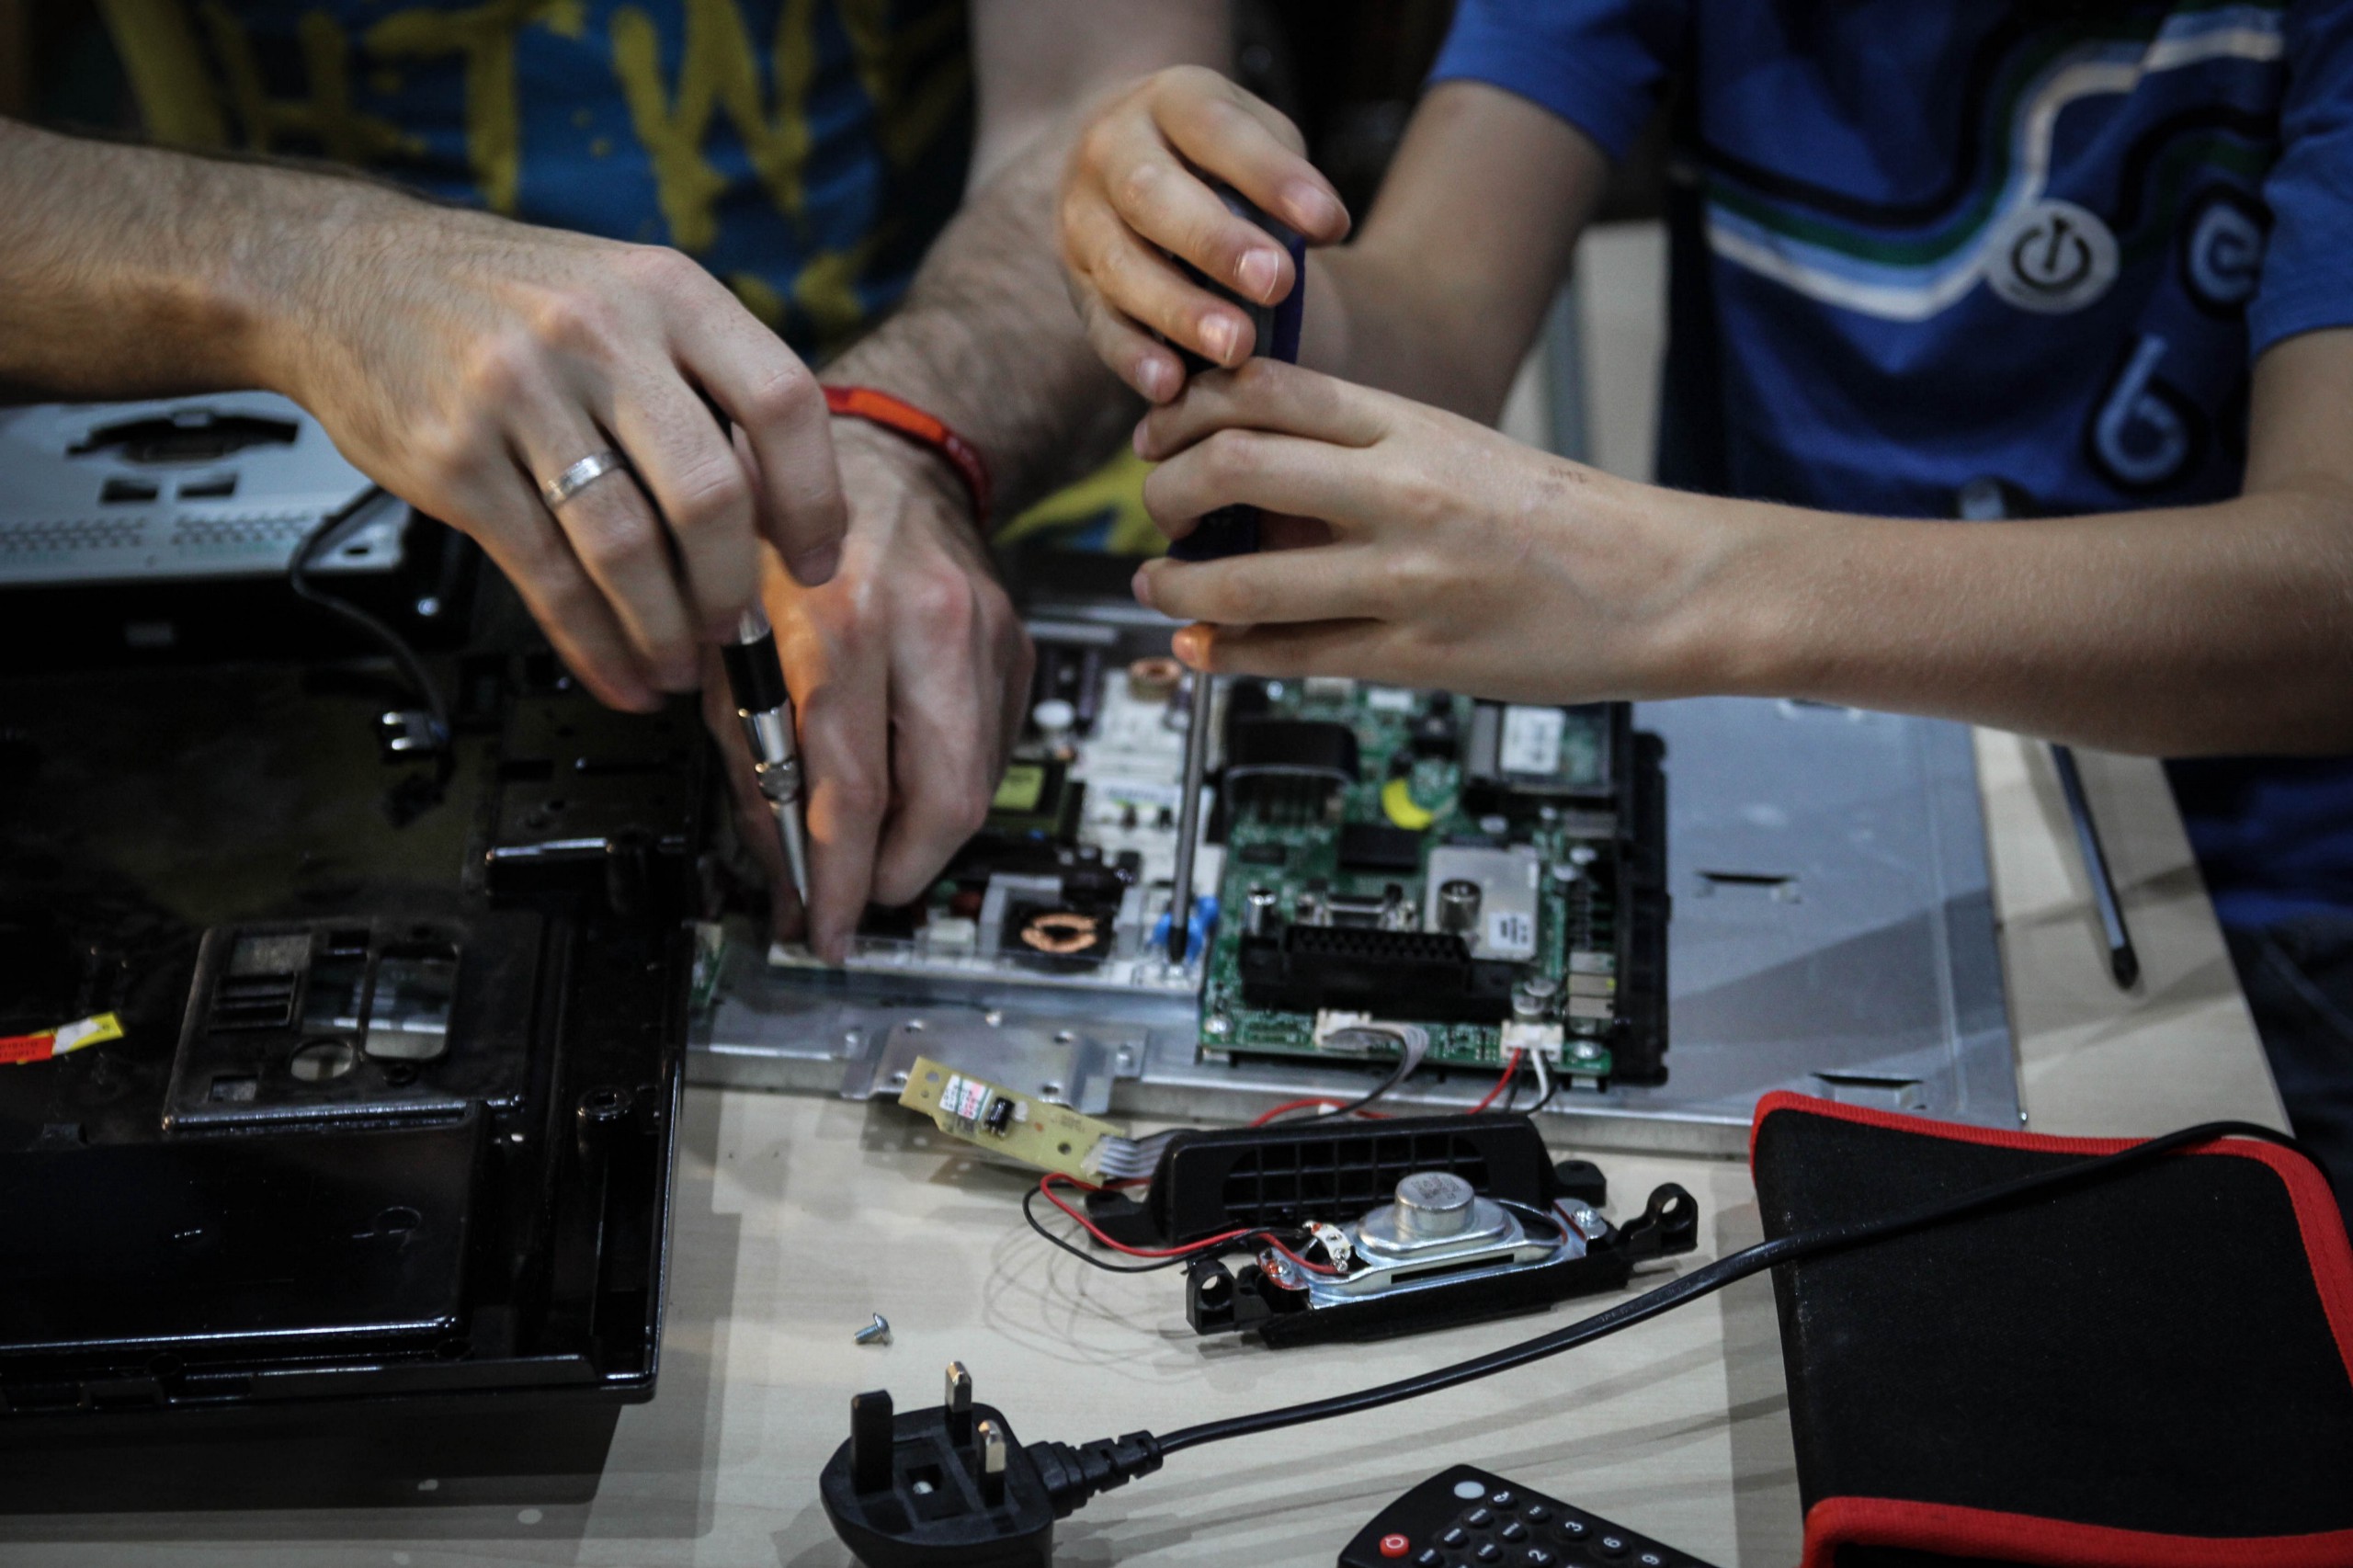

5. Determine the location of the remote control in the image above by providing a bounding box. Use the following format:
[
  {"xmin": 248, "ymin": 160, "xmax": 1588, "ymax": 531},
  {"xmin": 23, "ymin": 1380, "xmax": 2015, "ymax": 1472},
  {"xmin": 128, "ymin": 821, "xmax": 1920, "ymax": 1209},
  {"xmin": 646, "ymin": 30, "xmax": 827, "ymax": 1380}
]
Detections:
[{"xmin": 1338, "ymin": 1464, "xmax": 1721, "ymax": 1568}]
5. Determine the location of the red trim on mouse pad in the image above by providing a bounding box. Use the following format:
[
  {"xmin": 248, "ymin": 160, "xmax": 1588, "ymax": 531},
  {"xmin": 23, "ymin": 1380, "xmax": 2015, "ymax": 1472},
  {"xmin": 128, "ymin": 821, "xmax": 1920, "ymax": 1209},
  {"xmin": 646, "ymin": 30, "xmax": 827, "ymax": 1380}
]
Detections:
[
  {"xmin": 1753, "ymin": 1094, "xmax": 2353, "ymax": 1568},
  {"xmin": 1802, "ymin": 1497, "xmax": 2353, "ymax": 1568}
]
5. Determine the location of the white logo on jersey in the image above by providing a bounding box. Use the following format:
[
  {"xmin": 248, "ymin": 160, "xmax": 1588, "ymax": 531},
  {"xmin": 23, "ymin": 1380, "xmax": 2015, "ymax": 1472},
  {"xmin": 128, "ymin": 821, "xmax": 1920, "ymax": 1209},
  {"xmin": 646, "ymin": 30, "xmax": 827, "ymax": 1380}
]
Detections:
[
  {"xmin": 1988, "ymin": 199, "xmax": 2120, "ymax": 314},
  {"xmin": 2092, "ymin": 335, "xmax": 2196, "ymax": 490},
  {"xmin": 2183, "ymin": 192, "xmax": 2266, "ymax": 311}
]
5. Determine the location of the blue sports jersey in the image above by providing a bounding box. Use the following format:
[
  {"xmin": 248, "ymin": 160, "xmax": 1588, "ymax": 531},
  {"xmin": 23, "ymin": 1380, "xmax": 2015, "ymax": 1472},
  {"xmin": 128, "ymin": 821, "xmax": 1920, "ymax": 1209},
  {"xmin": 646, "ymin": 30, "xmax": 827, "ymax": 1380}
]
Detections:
[
  {"xmin": 1432, "ymin": 0, "xmax": 2353, "ymax": 930},
  {"xmin": 104, "ymin": 0, "xmax": 973, "ymax": 358}
]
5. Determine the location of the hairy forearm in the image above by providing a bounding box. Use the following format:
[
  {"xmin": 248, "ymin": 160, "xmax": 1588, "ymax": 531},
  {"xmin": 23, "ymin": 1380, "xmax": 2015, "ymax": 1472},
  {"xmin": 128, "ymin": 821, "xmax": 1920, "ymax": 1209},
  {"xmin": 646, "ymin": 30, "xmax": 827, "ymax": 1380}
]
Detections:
[
  {"xmin": 1666, "ymin": 481, "xmax": 2353, "ymax": 755},
  {"xmin": 0, "ymin": 118, "xmax": 369, "ymax": 399},
  {"xmin": 823, "ymin": 120, "xmax": 1138, "ymax": 520}
]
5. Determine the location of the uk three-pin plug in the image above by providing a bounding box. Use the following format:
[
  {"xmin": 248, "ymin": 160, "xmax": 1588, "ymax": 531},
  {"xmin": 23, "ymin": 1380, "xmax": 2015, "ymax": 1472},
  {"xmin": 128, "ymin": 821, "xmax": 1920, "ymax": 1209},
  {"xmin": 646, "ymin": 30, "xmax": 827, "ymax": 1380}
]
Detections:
[{"xmin": 818, "ymin": 1362, "xmax": 1162, "ymax": 1567}]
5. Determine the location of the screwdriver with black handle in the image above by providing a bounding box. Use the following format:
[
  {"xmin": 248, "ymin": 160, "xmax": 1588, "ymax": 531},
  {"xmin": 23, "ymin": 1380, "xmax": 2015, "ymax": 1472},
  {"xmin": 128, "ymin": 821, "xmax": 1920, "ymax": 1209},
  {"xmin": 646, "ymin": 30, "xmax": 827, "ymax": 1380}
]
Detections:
[{"xmin": 1164, "ymin": 187, "xmax": 1307, "ymax": 965}]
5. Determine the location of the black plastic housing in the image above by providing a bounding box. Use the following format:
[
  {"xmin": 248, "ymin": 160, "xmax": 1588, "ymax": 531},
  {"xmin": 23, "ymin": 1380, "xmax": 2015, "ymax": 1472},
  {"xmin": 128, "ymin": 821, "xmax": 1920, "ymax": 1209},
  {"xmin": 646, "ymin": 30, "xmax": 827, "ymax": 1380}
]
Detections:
[
  {"xmin": 1612, "ymin": 728, "xmax": 1673, "ymax": 1085},
  {"xmin": 1186, "ymin": 1183, "xmax": 1699, "ymax": 1347},
  {"xmin": 0, "ymin": 653, "xmax": 699, "ymax": 1509},
  {"xmin": 1222, "ymin": 717, "xmax": 1360, "ymax": 814},
  {"xmin": 1237, "ymin": 925, "xmax": 1518, "ymax": 1022},
  {"xmin": 1085, "ymin": 1111, "xmax": 1607, "ymax": 1249}
]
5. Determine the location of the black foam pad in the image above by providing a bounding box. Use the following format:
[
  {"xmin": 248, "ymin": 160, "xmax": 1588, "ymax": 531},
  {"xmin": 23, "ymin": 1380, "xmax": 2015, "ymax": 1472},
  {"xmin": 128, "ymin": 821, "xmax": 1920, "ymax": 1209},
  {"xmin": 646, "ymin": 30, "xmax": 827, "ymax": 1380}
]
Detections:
[{"xmin": 1751, "ymin": 1095, "xmax": 2353, "ymax": 1566}]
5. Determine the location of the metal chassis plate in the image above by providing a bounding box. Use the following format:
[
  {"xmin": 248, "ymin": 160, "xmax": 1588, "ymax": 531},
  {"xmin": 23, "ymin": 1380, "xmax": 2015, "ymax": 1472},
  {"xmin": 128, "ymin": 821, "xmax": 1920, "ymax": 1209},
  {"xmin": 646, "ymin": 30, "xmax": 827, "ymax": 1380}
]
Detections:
[{"xmin": 690, "ymin": 697, "xmax": 2018, "ymax": 1158}]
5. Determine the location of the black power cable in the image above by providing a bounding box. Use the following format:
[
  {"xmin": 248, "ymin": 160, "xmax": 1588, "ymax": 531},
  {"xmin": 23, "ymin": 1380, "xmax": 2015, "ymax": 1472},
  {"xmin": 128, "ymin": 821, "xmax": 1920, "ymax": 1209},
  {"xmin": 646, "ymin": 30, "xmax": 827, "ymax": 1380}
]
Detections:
[
  {"xmin": 289, "ymin": 489, "xmax": 454, "ymax": 791},
  {"xmin": 1148, "ymin": 1118, "xmax": 2301, "ymax": 1457}
]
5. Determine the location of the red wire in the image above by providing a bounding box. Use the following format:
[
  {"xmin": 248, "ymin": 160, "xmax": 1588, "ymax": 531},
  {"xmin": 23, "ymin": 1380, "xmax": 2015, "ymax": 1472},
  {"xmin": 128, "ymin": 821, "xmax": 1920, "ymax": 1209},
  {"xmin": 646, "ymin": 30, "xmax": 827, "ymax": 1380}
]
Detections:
[
  {"xmin": 1037, "ymin": 1172, "xmax": 1341, "ymax": 1274},
  {"xmin": 1249, "ymin": 1096, "xmax": 1392, "ymax": 1127},
  {"xmin": 1470, "ymin": 1049, "xmax": 1525, "ymax": 1114},
  {"xmin": 1255, "ymin": 1049, "xmax": 1525, "ymax": 1128}
]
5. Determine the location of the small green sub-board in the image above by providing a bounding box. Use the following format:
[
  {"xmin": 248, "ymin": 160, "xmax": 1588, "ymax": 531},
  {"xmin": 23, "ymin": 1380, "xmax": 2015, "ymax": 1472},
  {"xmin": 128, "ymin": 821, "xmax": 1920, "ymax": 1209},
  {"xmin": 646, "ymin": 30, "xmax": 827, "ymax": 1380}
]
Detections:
[{"xmin": 1199, "ymin": 680, "xmax": 1624, "ymax": 1080}]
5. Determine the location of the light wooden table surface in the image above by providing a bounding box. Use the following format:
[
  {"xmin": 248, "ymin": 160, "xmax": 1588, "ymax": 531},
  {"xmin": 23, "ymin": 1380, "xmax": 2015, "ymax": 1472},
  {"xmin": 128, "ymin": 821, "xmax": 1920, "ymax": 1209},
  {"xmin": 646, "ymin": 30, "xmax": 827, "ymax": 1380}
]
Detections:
[{"xmin": 3, "ymin": 734, "xmax": 2283, "ymax": 1568}]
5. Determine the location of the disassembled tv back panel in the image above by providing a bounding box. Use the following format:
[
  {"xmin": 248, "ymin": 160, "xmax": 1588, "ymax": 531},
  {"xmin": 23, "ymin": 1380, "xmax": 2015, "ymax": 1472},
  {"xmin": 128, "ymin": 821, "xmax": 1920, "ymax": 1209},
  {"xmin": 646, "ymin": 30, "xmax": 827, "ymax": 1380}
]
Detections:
[{"xmin": 767, "ymin": 616, "xmax": 1669, "ymax": 1099}]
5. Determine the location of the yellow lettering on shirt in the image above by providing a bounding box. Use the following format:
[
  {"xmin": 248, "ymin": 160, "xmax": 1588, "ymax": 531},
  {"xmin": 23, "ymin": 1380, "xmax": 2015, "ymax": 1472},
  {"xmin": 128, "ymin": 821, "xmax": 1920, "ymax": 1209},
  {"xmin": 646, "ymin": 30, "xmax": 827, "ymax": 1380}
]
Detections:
[
  {"xmin": 611, "ymin": 0, "xmax": 824, "ymax": 255},
  {"xmin": 147, "ymin": 3, "xmax": 414, "ymax": 161},
  {"xmin": 792, "ymin": 233, "xmax": 882, "ymax": 351},
  {"xmin": 96, "ymin": 0, "xmax": 232, "ymax": 147},
  {"xmin": 728, "ymin": 272, "xmax": 788, "ymax": 332},
  {"xmin": 837, "ymin": 0, "xmax": 968, "ymax": 167},
  {"xmin": 366, "ymin": 0, "xmax": 555, "ymax": 214}
]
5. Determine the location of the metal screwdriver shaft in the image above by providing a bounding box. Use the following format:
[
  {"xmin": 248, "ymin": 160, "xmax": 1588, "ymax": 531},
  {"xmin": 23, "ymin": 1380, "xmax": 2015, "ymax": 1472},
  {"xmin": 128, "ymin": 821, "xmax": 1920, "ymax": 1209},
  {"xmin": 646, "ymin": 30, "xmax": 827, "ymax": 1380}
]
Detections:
[
  {"xmin": 1165, "ymin": 668, "xmax": 1214, "ymax": 964},
  {"xmin": 1158, "ymin": 185, "xmax": 1307, "ymax": 967}
]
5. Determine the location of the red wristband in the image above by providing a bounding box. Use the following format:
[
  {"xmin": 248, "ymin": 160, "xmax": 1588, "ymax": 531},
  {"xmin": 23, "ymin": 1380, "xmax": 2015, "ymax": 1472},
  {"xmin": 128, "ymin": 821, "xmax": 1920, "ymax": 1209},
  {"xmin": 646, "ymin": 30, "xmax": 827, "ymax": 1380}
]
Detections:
[{"xmin": 823, "ymin": 385, "xmax": 993, "ymax": 533}]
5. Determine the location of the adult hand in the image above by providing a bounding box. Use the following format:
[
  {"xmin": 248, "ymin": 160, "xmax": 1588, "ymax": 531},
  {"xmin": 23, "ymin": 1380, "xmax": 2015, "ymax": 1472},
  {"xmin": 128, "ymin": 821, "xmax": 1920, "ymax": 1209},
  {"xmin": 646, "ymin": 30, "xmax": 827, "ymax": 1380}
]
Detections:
[
  {"xmin": 1058, "ymin": 65, "xmax": 1349, "ymax": 402},
  {"xmin": 705, "ymin": 421, "xmax": 1033, "ymax": 960},
  {"xmin": 265, "ymin": 195, "xmax": 847, "ymax": 712},
  {"xmin": 1129, "ymin": 361, "xmax": 1751, "ymax": 704}
]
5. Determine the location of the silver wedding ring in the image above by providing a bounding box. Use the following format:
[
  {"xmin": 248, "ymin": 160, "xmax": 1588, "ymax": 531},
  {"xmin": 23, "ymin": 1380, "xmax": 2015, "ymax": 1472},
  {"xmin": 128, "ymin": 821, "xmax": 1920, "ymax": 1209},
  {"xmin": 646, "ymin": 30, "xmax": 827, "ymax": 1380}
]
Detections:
[{"xmin": 540, "ymin": 449, "xmax": 627, "ymax": 510}]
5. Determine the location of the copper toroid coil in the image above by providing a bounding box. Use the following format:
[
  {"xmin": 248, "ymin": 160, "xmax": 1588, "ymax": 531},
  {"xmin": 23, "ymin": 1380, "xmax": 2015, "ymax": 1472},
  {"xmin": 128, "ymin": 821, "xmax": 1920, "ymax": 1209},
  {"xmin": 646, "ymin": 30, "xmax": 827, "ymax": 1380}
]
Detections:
[
  {"xmin": 1017, "ymin": 910, "xmax": 1103, "ymax": 956},
  {"xmin": 1127, "ymin": 656, "xmax": 1184, "ymax": 702}
]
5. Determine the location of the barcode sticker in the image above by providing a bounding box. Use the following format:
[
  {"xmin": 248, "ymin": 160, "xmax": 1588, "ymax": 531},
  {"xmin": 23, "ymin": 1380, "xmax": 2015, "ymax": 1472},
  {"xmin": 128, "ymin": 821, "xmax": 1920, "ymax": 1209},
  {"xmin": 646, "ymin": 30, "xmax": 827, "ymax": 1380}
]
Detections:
[
  {"xmin": 1500, "ymin": 706, "xmax": 1565, "ymax": 776},
  {"xmin": 1486, "ymin": 911, "xmax": 1537, "ymax": 959}
]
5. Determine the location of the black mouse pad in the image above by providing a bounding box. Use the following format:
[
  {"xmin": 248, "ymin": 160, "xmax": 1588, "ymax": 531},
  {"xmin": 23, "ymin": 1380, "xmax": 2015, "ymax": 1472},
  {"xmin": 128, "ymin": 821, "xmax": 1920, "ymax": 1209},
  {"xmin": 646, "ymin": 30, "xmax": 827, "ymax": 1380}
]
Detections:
[{"xmin": 1750, "ymin": 1093, "xmax": 2353, "ymax": 1568}]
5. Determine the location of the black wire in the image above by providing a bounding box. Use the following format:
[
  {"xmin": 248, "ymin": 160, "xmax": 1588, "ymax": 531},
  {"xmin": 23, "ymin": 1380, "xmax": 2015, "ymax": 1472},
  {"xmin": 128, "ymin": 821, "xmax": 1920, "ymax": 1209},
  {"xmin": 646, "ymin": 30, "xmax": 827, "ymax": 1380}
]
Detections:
[
  {"xmin": 1324, "ymin": 1048, "xmax": 1422, "ymax": 1119},
  {"xmin": 1248, "ymin": 1044, "xmax": 1427, "ymax": 1131},
  {"xmin": 1495, "ymin": 1049, "xmax": 1526, "ymax": 1114},
  {"xmin": 1022, "ymin": 1184, "xmax": 1204, "ymax": 1274},
  {"xmin": 1022, "ymin": 1183, "xmax": 1341, "ymax": 1277},
  {"xmin": 1154, "ymin": 1119, "xmax": 2302, "ymax": 1456},
  {"xmin": 289, "ymin": 489, "xmax": 454, "ymax": 784}
]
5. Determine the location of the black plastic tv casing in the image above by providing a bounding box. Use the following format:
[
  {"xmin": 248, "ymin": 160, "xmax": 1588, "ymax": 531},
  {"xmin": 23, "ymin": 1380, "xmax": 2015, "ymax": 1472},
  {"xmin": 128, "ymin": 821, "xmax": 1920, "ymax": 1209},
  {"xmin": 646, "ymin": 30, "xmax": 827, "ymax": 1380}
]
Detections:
[{"xmin": 0, "ymin": 657, "xmax": 701, "ymax": 1512}]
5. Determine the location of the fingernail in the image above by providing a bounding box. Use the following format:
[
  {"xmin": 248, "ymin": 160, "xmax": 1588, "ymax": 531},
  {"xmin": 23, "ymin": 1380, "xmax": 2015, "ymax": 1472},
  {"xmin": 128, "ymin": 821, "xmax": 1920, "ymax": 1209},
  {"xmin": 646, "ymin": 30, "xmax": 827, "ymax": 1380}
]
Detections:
[
  {"xmin": 1288, "ymin": 182, "xmax": 1345, "ymax": 236},
  {"xmin": 790, "ymin": 542, "xmax": 841, "ymax": 586},
  {"xmin": 1140, "ymin": 356, "xmax": 1177, "ymax": 403},
  {"xmin": 1173, "ymin": 625, "xmax": 1208, "ymax": 667},
  {"xmin": 1237, "ymin": 248, "xmax": 1280, "ymax": 302},
  {"xmin": 1202, "ymin": 316, "xmax": 1240, "ymax": 363},
  {"xmin": 1131, "ymin": 565, "xmax": 1155, "ymax": 608}
]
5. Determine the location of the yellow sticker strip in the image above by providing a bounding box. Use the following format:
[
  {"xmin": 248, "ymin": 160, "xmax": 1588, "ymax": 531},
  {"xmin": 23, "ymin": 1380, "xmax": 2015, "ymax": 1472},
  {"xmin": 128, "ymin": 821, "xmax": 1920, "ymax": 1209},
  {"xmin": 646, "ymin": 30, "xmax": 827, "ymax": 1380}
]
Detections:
[{"xmin": 0, "ymin": 1012, "xmax": 125, "ymax": 1065}]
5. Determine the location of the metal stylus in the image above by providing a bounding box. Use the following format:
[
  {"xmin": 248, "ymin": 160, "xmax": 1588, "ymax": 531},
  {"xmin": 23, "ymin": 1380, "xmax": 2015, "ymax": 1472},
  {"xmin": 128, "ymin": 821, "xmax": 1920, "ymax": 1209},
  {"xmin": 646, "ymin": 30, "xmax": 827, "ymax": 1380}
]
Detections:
[{"xmin": 2052, "ymin": 743, "xmax": 2139, "ymax": 989}]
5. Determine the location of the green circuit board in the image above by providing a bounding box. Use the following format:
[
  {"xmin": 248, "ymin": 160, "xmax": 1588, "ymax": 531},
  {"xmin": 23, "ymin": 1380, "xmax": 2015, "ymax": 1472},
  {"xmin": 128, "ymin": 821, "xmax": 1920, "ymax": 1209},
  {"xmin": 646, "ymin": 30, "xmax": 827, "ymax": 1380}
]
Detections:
[{"xmin": 1199, "ymin": 681, "xmax": 1624, "ymax": 1077}]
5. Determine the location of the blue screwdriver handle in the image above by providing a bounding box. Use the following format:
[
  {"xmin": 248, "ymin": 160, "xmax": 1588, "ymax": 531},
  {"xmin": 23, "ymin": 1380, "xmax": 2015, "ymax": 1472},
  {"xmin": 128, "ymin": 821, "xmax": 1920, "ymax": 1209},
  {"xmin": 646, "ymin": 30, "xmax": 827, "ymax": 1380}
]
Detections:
[{"xmin": 1167, "ymin": 187, "xmax": 1306, "ymax": 563}]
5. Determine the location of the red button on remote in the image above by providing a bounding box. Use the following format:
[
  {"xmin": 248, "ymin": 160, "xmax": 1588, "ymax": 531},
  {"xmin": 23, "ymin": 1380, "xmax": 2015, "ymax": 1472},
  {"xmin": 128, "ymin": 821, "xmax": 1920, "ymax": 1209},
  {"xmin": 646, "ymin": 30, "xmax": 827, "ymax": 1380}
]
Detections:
[{"xmin": 1380, "ymin": 1533, "xmax": 1412, "ymax": 1558}]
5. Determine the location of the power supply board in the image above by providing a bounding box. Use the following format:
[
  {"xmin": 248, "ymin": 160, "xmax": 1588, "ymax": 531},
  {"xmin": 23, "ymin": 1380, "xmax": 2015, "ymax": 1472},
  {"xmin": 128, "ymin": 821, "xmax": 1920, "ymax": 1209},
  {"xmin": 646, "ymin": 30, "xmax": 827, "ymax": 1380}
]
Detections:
[
  {"xmin": 1202, "ymin": 681, "xmax": 1667, "ymax": 1086},
  {"xmin": 767, "ymin": 616, "xmax": 1669, "ymax": 1095}
]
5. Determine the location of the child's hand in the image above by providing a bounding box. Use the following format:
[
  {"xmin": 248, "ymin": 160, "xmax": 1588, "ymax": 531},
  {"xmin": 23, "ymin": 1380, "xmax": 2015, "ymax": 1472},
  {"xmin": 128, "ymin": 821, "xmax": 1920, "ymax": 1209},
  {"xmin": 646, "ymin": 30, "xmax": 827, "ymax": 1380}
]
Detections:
[
  {"xmin": 1131, "ymin": 361, "xmax": 1752, "ymax": 706},
  {"xmin": 1058, "ymin": 66, "xmax": 1349, "ymax": 402}
]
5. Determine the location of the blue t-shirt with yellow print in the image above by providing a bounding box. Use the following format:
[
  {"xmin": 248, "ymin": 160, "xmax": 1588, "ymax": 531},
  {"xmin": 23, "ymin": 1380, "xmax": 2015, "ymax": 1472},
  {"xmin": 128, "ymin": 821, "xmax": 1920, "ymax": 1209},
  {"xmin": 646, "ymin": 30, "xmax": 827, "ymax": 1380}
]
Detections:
[{"xmin": 102, "ymin": 0, "xmax": 973, "ymax": 358}]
